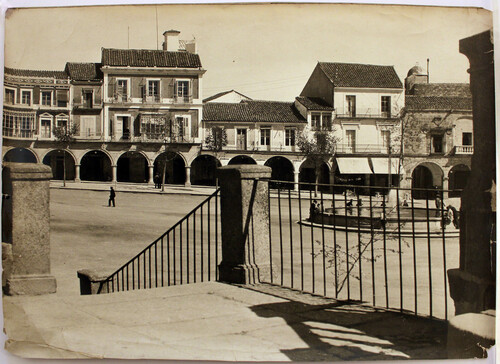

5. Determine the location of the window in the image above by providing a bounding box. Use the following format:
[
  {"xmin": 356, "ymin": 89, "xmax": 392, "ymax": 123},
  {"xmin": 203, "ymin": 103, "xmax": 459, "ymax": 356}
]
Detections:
[
  {"xmin": 41, "ymin": 91, "xmax": 52, "ymax": 106},
  {"xmin": 40, "ymin": 119, "xmax": 51, "ymax": 138},
  {"xmin": 117, "ymin": 79, "xmax": 128, "ymax": 99},
  {"xmin": 311, "ymin": 114, "xmax": 321, "ymax": 129},
  {"xmin": 148, "ymin": 80, "xmax": 160, "ymax": 99},
  {"xmin": 431, "ymin": 134, "xmax": 444, "ymax": 154},
  {"xmin": 5, "ymin": 89, "xmax": 15, "ymax": 104},
  {"xmin": 322, "ymin": 114, "xmax": 332, "ymax": 130},
  {"xmin": 56, "ymin": 90, "xmax": 68, "ymax": 107},
  {"xmin": 285, "ymin": 128, "xmax": 295, "ymax": 146},
  {"xmin": 176, "ymin": 80, "xmax": 190, "ymax": 97},
  {"xmin": 260, "ymin": 127, "xmax": 271, "ymax": 146},
  {"xmin": 81, "ymin": 116, "xmax": 97, "ymax": 137},
  {"xmin": 381, "ymin": 96, "xmax": 391, "ymax": 117},
  {"xmin": 21, "ymin": 90, "xmax": 31, "ymax": 105},
  {"xmin": 3, "ymin": 112, "xmax": 34, "ymax": 138},
  {"xmin": 57, "ymin": 118, "xmax": 68, "ymax": 130},
  {"xmin": 462, "ymin": 132, "xmax": 473, "ymax": 146},
  {"xmin": 346, "ymin": 129, "xmax": 356, "ymax": 152},
  {"xmin": 346, "ymin": 95, "xmax": 356, "ymax": 117},
  {"xmin": 83, "ymin": 90, "xmax": 93, "ymax": 108}
]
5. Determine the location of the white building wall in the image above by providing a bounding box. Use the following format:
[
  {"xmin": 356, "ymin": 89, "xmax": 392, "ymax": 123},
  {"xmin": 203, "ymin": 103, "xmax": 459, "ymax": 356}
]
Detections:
[{"xmin": 333, "ymin": 88, "xmax": 404, "ymax": 117}]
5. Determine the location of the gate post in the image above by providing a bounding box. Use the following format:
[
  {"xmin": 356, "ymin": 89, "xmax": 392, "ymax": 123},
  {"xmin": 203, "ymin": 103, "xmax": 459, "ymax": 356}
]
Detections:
[
  {"xmin": 2, "ymin": 162, "xmax": 57, "ymax": 295},
  {"xmin": 217, "ymin": 165, "xmax": 271, "ymax": 284}
]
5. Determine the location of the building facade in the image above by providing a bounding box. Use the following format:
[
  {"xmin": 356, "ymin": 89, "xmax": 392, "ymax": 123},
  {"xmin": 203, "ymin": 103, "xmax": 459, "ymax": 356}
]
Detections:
[
  {"xmin": 2, "ymin": 35, "xmax": 472, "ymax": 195},
  {"xmin": 401, "ymin": 66, "xmax": 473, "ymax": 198}
]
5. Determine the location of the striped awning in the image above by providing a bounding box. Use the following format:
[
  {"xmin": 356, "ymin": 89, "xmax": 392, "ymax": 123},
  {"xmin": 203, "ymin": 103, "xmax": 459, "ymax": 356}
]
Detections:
[
  {"xmin": 371, "ymin": 158, "xmax": 400, "ymax": 174},
  {"xmin": 335, "ymin": 158, "xmax": 372, "ymax": 174}
]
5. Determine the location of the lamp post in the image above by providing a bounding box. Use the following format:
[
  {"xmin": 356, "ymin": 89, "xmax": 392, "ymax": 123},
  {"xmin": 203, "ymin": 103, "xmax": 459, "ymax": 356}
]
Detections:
[{"xmin": 161, "ymin": 137, "xmax": 168, "ymax": 192}]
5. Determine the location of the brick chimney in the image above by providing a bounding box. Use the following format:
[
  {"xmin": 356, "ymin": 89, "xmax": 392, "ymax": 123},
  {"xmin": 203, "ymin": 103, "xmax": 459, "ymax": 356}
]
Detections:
[{"xmin": 163, "ymin": 30, "xmax": 180, "ymax": 51}]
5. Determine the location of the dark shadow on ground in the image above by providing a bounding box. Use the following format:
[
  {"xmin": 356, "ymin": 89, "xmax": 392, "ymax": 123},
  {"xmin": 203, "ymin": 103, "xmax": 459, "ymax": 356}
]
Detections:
[{"xmin": 249, "ymin": 287, "xmax": 447, "ymax": 362}]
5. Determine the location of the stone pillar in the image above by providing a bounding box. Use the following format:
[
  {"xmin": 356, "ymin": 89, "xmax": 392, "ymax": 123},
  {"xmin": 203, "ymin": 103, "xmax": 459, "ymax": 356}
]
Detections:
[
  {"xmin": 294, "ymin": 171, "xmax": 300, "ymax": 191},
  {"xmin": 216, "ymin": 165, "xmax": 271, "ymax": 284},
  {"xmin": 2, "ymin": 163, "xmax": 57, "ymax": 295},
  {"xmin": 443, "ymin": 176, "xmax": 449, "ymax": 200},
  {"xmin": 447, "ymin": 30, "xmax": 495, "ymax": 315},
  {"xmin": 184, "ymin": 165, "xmax": 191, "ymax": 187},
  {"xmin": 111, "ymin": 164, "xmax": 117, "ymax": 183},
  {"xmin": 75, "ymin": 164, "xmax": 81, "ymax": 182},
  {"xmin": 148, "ymin": 165, "xmax": 154, "ymax": 185}
]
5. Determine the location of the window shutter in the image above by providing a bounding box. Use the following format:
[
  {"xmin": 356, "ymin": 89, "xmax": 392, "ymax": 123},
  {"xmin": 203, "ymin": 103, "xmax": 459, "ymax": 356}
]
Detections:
[
  {"xmin": 108, "ymin": 79, "xmax": 114, "ymax": 99},
  {"xmin": 74, "ymin": 88, "xmax": 82, "ymax": 104},
  {"xmin": 33, "ymin": 87, "xmax": 40, "ymax": 104},
  {"xmin": 191, "ymin": 111, "xmax": 198, "ymax": 138},
  {"xmin": 95, "ymin": 87, "xmax": 102, "ymax": 104},
  {"xmin": 34, "ymin": 115, "xmax": 39, "ymax": 134},
  {"xmin": 95, "ymin": 116, "xmax": 101, "ymax": 135},
  {"xmin": 140, "ymin": 85, "xmax": 145, "ymax": 99},
  {"xmin": 189, "ymin": 80, "xmax": 193, "ymax": 97},
  {"xmin": 57, "ymin": 90, "xmax": 68, "ymax": 102}
]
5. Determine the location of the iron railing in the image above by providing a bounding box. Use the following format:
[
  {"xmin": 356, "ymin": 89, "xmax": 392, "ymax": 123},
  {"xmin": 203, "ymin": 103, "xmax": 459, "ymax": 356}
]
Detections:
[
  {"xmin": 265, "ymin": 180, "xmax": 459, "ymax": 320},
  {"xmin": 101, "ymin": 189, "xmax": 221, "ymax": 293}
]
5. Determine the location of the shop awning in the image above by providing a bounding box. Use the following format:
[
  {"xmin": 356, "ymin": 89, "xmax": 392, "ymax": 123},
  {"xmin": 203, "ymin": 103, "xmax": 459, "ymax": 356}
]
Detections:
[
  {"xmin": 335, "ymin": 157, "xmax": 372, "ymax": 174},
  {"xmin": 371, "ymin": 158, "xmax": 400, "ymax": 174}
]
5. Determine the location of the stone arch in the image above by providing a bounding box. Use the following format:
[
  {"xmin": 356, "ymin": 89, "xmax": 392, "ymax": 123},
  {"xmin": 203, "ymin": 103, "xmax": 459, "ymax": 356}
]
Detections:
[
  {"xmin": 411, "ymin": 162, "xmax": 444, "ymax": 199},
  {"xmin": 299, "ymin": 158, "xmax": 330, "ymax": 191},
  {"xmin": 265, "ymin": 156, "xmax": 294, "ymax": 189},
  {"xmin": 117, "ymin": 151, "xmax": 149, "ymax": 183},
  {"xmin": 190, "ymin": 155, "xmax": 221, "ymax": 186},
  {"xmin": 228, "ymin": 155, "xmax": 257, "ymax": 165},
  {"xmin": 42, "ymin": 149, "xmax": 76, "ymax": 180},
  {"xmin": 448, "ymin": 164, "xmax": 471, "ymax": 198},
  {"xmin": 80, "ymin": 150, "xmax": 113, "ymax": 182},
  {"xmin": 154, "ymin": 152, "xmax": 186, "ymax": 185},
  {"xmin": 3, "ymin": 147, "xmax": 38, "ymax": 163}
]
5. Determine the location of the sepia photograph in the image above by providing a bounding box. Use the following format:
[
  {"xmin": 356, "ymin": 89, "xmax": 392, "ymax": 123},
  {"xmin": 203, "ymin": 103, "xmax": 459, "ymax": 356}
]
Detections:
[{"xmin": 0, "ymin": 1, "xmax": 496, "ymax": 361}]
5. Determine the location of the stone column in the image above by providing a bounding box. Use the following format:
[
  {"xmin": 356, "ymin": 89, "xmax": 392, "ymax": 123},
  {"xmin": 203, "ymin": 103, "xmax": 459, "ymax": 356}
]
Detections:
[
  {"xmin": 447, "ymin": 30, "xmax": 495, "ymax": 315},
  {"xmin": 442, "ymin": 176, "xmax": 449, "ymax": 200},
  {"xmin": 184, "ymin": 165, "xmax": 191, "ymax": 187},
  {"xmin": 216, "ymin": 165, "xmax": 272, "ymax": 284},
  {"xmin": 2, "ymin": 163, "xmax": 57, "ymax": 295},
  {"xmin": 294, "ymin": 171, "xmax": 300, "ymax": 191},
  {"xmin": 75, "ymin": 164, "xmax": 81, "ymax": 182},
  {"xmin": 111, "ymin": 164, "xmax": 117, "ymax": 183},
  {"xmin": 148, "ymin": 165, "xmax": 154, "ymax": 185}
]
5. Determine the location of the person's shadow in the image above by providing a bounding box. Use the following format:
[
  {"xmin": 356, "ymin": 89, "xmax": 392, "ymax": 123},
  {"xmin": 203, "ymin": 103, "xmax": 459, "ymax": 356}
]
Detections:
[{"xmin": 250, "ymin": 293, "xmax": 447, "ymax": 361}]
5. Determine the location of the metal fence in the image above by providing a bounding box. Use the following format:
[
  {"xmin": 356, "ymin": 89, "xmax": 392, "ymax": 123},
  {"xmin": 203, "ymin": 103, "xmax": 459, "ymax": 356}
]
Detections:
[
  {"xmin": 101, "ymin": 189, "xmax": 222, "ymax": 293},
  {"xmin": 265, "ymin": 180, "xmax": 459, "ymax": 320}
]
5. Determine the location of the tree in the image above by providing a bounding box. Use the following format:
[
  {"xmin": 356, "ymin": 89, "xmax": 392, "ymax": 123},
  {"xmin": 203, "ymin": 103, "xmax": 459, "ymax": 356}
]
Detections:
[
  {"xmin": 296, "ymin": 126, "xmax": 338, "ymax": 194},
  {"xmin": 53, "ymin": 123, "xmax": 78, "ymax": 187},
  {"xmin": 204, "ymin": 126, "xmax": 228, "ymax": 157}
]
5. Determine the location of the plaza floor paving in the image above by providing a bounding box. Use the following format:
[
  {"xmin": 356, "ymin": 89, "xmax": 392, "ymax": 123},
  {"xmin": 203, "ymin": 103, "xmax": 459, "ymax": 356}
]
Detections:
[
  {"xmin": 2, "ymin": 181, "xmax": 453, "ymax": 361},
  {"xmin": 3, "ymin": 281, "xmax": 448, "ymax": 361}
]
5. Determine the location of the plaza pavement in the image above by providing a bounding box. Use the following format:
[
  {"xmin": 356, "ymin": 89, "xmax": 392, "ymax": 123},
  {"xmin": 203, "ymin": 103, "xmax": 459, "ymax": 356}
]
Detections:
[{"xmin": 3, "ymin": 281, "xmax": 448, "ymax": 361}]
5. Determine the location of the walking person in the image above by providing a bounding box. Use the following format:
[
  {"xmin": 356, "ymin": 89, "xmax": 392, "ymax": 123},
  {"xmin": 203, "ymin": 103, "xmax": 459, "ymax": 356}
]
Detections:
[
  {"xmin": 154, "ymin": 173, "xmax": 160, "ymax": 189},
  {"xmin": 108, "ymin": 187, "xmax": 116, "ymax": 207}
]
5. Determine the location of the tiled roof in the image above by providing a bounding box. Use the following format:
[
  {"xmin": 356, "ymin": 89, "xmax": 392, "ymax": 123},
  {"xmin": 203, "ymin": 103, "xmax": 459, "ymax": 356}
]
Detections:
[
  {"xmin": 405, "ymin": 96, "xmax": 472, "ymax": 111},
  {"xmin": 101, "ymin": 48, "xmax": 202, "ymax": 68},
  {"xmin": 4, "ymin": 67, "xmax": 67, "ymax": 79},
  {"xmin": 318, "ymin": 62, "xmax": 403, "ymax": 89},
  {"xmin": 203, "ymin": 101, "xmax": 306, "ymax": 123},
  {"xmin": 410, "ymin": 83, "xmax": 471, "ymax": 97},
  {"xmin": 203, "ymin": 90, "xmax": 252, "ymax": 103},
  {"xmin": 295, "ymin": 96, "xmax": 334, "ymax": 111},
  {"xmin": 65, "ymin": 63, "xmax": 102, "ymax": 81}
]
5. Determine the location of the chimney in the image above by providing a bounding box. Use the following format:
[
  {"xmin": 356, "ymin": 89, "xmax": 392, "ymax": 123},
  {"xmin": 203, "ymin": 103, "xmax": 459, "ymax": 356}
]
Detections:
[
  {"xmin": 162, "ymin": 30, "xmax": 181, "ymax": 51},
  {"xmin": 184, "ymin": 39, "xmax": 197, "ymax": 54}
]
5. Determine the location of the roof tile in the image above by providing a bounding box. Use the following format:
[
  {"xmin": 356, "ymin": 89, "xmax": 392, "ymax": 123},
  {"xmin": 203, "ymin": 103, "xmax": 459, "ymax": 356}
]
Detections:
[
  {"xmin": 405, "ymin": 96, "xmax": 472, "ymax": 111},
  {"xmin": 203, "ymin": 101, "xmax": 306, "ymax": 123},
  {"xmin": 295, "ymin": 96, "xmax": 334, "ymax": 111},
  {"xmin": 318, "ymin": 62, "xmax": 403, "ymax": 89},
  {"xmin": 65, "ymin": 63, "xmax": 102, "ymax": 81},
  {"xmin": 101, "ymin": 48, "xmax": 202, "ymax": 68},
  {"xmin": 4, "ymin": 67, "xmax": 67, "ymax": 79}
]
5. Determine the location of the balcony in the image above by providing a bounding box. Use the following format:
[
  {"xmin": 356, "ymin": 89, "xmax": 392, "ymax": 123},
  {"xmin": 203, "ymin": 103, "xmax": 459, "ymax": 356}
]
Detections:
[
  {"xmin": 454, "ymin": 145, "xmax": 474, "ymax": 155},
  {"xmin": 3, "ymin": 129, "xmax": 34, "ymax": 139},
  {"xmin": 336, "ymin": 112, "xmax": 396, "ymax": 119},
  {"xmin": 336, "ymin": 143, "xmax": 395, "ymax": 154},
  {"xmin": 173, "ymin": 95, "xmax": 193, "ymax": 104},
  {"xmin": 142, "ymin": 95, "xmax": 161, "ymax": 104},
  {"xmin": 73, "ymin": 103, "xmax": 102, "ymax": 111},
  {"xmin": 139, "ymin": 134, "xmax": 195, "ymax": 144}
]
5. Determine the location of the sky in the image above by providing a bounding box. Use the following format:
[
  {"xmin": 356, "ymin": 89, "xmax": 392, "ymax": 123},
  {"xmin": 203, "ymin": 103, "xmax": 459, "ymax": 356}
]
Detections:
[{"xmin": 3, "ymin": 3, "xmax": 493, "ymax": 101}]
